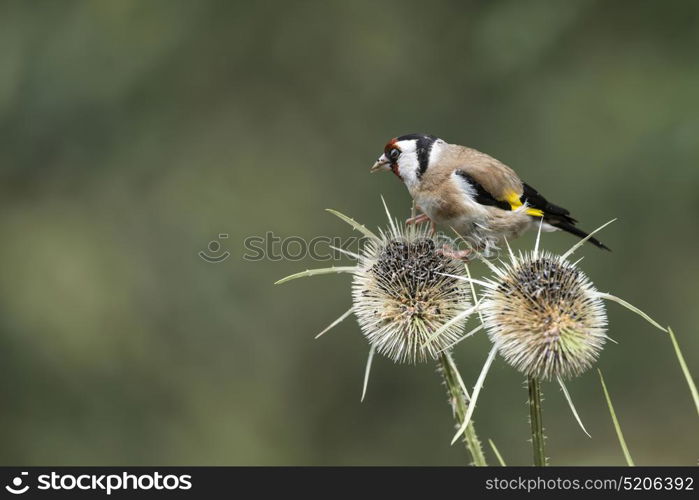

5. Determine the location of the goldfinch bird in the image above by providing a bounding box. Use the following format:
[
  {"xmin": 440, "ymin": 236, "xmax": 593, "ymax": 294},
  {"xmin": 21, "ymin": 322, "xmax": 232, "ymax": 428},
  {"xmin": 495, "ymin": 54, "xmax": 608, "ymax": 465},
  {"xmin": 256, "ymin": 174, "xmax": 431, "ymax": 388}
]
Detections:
[{"xmin": 371, "ymin": 134, "xmax": 609, "ymax": 255}]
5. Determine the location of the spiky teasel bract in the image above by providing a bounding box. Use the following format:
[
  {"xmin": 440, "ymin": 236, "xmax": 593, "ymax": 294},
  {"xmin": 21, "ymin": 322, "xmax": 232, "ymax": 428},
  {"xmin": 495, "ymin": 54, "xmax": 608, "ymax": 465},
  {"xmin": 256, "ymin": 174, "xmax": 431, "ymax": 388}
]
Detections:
[
  {"xmin": 275, "ymin": 199, "xmax": 487, "ymax": 463},
  {"xmin": 480, "ymin": 250, "xmax": 607, "ymax": 380},
  {"xmin": 275, "ymin": 199, "xmax": 479, "ymax": 378},
  {"xmin": 443, "ymin": 220, "xmax": 668, "ymax": 444},
  {"xmin": 352, "ymin": 222, "xmax": 472, "ymax": 364}
]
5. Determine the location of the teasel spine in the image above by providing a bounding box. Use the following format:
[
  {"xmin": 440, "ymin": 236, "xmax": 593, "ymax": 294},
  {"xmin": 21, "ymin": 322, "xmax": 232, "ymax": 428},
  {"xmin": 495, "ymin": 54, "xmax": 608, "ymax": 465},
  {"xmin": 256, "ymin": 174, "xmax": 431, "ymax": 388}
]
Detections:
[
  {"xmin": 276, "ymin": 203, "xmax": 488, "ymax": 460},
  {"xmin": 437, "ymin": 351, "xmax": 486, "ymax": 466}
]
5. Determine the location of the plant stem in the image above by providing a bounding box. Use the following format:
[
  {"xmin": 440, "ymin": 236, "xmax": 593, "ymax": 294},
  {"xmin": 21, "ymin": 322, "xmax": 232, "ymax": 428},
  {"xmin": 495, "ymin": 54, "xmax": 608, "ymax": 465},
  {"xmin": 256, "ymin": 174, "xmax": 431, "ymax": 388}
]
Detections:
[
  {"xmin": 528, "ymin": 376, "xmax": 546, "ymax": 466},
  {"xmin": 437, "ymin": 352, "xmax": 487, "ymax": 466}
]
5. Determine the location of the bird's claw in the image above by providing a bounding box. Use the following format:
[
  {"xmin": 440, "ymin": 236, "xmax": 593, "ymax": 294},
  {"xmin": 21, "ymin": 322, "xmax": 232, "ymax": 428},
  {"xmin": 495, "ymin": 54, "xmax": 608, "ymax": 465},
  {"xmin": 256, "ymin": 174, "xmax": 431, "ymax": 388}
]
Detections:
[
  {"xmin": 406, "ymin": 213, "xmax": 436, "ymax": 235},
  {"xmin": 405, "ymin": 214, "xmax": 431, "ymax": 225},
  {"xmin": 437, "ymin": 245, "xmax": 473, "ymax": 261}
]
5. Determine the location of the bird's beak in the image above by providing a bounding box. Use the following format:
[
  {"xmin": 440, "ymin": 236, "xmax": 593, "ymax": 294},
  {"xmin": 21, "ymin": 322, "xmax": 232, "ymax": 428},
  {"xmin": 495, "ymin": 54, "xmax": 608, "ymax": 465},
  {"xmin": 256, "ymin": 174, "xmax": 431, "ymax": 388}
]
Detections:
[{"xmin": 371, "ymin": 154, "xmax": 390, "ymax": 173}]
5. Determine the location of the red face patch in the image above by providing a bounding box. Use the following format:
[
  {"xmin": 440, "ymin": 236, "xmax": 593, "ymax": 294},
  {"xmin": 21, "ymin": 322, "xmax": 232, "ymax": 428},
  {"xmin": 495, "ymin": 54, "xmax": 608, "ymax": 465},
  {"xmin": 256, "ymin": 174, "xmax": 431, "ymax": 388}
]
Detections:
[{"xmin": 383, "ymin": 138, "xmax": 402, "ymax": 179}]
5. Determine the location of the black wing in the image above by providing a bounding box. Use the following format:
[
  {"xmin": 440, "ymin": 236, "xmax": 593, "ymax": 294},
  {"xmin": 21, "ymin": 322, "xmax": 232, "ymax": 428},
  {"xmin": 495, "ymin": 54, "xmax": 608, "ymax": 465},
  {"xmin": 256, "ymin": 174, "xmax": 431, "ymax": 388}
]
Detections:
[
  {"xmin": 520, "ymin": 183, "xmax": 576, "ymax": 223},
  {"xmin": 455, "ymin": 170, "xmax": 511, "ymax": 211},
  {"xmin": 456, "ymin": 172, "xmax": 609, "ymax": 251},
  {"xmin": 521, "ymin": 183, "xmax": 610, "ymax": 251}
]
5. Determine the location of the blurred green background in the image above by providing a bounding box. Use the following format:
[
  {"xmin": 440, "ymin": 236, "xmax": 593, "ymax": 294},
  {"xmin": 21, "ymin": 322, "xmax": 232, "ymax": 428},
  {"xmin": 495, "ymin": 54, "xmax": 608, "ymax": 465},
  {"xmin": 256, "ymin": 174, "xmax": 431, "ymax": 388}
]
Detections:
[{"xmin": 0, "ymin": 0, "xmax": 697, "ymax": 465}]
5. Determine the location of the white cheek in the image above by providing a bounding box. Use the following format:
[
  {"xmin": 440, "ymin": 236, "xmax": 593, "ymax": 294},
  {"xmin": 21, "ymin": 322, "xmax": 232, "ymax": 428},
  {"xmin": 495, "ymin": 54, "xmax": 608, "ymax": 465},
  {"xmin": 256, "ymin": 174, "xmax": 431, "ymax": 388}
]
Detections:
[
  {"xmin": 398, "ymin": 155, "xmax": 420, "ymax": 191},
  {"xmin": 401, "ymin": 139, "xmax": 444, "ymax": 192}
]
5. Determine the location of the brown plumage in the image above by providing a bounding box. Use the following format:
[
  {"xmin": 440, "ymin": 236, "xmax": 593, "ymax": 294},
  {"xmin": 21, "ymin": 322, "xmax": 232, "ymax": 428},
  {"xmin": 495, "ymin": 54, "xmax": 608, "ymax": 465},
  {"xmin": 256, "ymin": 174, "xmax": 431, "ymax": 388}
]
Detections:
[{"xmin": 371, "ymin": 134, "xmax": 609, "ymax": 255}]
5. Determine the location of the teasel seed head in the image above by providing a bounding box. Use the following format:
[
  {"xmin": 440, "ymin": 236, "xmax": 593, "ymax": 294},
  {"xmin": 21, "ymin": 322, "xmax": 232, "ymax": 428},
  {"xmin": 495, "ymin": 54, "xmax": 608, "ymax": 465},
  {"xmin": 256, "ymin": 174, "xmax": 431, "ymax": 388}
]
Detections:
[
  {"xmin": 481, "ymin": 251, "xmax": 608, "ymax": 380},
  {"xmin": 352, "ymin": 224, "xmax": 472, "ymax": 364}
]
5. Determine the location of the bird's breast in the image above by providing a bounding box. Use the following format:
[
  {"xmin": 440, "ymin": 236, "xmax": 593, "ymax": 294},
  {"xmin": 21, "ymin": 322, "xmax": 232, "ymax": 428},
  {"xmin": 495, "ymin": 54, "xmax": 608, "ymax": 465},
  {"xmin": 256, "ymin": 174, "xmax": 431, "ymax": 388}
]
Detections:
[{"xmin": 414, "ymin": 190, "xmax": 482, "ymax": 227}]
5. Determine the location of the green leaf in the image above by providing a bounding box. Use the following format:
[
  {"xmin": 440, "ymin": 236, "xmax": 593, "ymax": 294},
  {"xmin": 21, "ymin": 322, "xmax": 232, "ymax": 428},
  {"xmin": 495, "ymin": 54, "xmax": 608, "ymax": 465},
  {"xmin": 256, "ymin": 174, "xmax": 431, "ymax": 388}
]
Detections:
[
  {"xmin": 598, "ymin": 369, "xmax": 634, "ymax": 466},
  {"xmin": 597, "ymin": 292, "xmax": 667, "ymax": 333},
  {"xmin": 316, "ymin": 307, "xmax": 354, "ymax": 339},
  {"xmin": 451, "ymin": 346, "xmax": 497, "ymax": 445},
  {"xmin": 488, "ymin": 439, "xmax": 506, "ymax": 466},
  {"xmin": 325, "ymin": 209, "xmax": 378, "ymax": 240},
  {"xmin": 274, "ymin": 266, "xmax": 357, "ymax": 285},
  {"xmin": 667, "ymin": 327, "xmax": 699, "ymax": 418},
  {"xmin": 557, "ymin": 376, "xmax": 591, "ymax": 438}
]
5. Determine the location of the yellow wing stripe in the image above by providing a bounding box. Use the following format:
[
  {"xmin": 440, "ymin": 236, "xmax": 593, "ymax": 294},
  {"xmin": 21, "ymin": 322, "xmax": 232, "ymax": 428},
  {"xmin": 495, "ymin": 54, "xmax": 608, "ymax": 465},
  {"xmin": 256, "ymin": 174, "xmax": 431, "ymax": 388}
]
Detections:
[{"xmin": 505, "ymin": 192, "xmax": 544, "ymax": 217}]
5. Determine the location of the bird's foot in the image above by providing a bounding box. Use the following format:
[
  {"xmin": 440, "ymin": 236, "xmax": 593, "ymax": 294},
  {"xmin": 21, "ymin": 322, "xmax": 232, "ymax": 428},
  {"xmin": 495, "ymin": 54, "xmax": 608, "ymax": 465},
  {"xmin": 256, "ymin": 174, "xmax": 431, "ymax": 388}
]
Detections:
[
  {"xmin": 406, "ymin": 213, "xmax": 436, "ymax": 235},
  {"xmin": 405, "ymin": 213, "xmax": 431, "ymax": 225},
  {"xmin": 437, "ymin": 244, "xmax": 473, "ymax": 261}
]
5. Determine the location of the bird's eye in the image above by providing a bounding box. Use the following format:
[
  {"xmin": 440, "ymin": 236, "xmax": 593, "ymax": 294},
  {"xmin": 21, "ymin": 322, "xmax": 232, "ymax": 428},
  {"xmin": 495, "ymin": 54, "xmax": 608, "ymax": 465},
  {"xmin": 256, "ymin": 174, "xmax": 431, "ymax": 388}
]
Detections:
[{"xmin": 388, "ymin": 148, "xmax": 401, "ymax": 161}]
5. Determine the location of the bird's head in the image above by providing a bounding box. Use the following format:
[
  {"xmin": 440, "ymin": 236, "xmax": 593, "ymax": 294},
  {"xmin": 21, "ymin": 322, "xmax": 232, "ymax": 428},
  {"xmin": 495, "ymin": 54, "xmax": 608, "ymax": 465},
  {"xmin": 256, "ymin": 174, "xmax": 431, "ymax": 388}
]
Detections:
[{"xmin": 371, "ymin": 134, "xmax": 442, "ymax": 186}]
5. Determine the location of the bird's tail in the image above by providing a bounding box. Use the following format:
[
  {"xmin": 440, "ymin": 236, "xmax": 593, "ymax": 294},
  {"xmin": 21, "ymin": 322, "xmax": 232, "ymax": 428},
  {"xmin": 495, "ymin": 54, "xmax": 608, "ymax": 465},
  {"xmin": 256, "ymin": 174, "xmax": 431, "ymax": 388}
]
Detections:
[{"xmin": 547, "ymin": 218, "xmax": 611, "ymax": 251}]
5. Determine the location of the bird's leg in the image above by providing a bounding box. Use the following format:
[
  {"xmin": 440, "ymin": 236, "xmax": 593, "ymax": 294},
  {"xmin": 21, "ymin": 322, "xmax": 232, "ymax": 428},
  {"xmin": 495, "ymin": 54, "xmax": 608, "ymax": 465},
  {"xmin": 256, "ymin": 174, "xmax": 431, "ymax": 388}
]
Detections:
[
  {"xmin": 437, "ymin": 244, "xmax": 473, "ymax": 261},
  {"xmin": 406, "ymin": 205, "xmax": 436, "ymax": 235},
  {"xmin": 405, "ymin": 213, "xmax": 431, "ymax": 225},
  {"xmin": 406, "ymin": 204, "xmax": 431, "ymax": 226}
]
